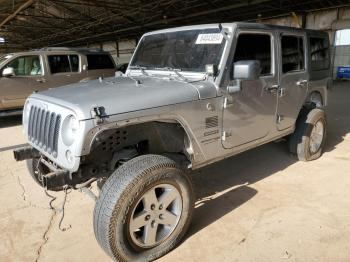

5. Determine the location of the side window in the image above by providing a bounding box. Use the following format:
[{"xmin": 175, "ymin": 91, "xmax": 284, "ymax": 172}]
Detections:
[
  {"xmin": 69, "ymin": 55, "xmax": 79, "ymax": 72},
  {"xmin": 48, "ymin": 55, "xmax": 71, "ymax": 74},
  {"xmin": 310, "ymin": 37, "xmax": 329, "ymax": 71},
  {"xmin": 281, "ymin": 35, "xmax": 305, "ymax": 73},
  {"xmin": 87, "ymin": 54, "xmax": 115, "ymax": 70},
  {"xmin": 5, "ymin": 56, "xmax": 42, "ymax": 76},
  {"xmin": 48, "ymin": 55, "xmax": 80, "ymax": 74},
  {"xmin": 234, "ymin": 33, "xmax": 272, "ymax": 75}
]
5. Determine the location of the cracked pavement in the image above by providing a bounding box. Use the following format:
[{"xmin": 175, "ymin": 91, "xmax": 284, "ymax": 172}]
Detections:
[
  {"xmin": 1, "ymin": 82, "xmax": 350, "ymax": 262},
  {"xmin": 0, "ymin": 118, "xmax": 109, "ymax": 262}
]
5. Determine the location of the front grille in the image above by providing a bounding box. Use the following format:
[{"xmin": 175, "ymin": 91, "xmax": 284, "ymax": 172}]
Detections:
[{"xmin": 28, "ymin": 105, "xmax": 61, "ymax": 157}]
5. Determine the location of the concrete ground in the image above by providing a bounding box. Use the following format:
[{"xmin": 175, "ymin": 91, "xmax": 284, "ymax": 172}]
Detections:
[{"xmin": 1, "ymin": 81, "xmax": 350, "ymax": 262}]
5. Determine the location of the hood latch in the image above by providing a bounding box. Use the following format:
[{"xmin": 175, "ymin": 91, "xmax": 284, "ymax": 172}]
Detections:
[{"xmin": 91, "ymin": 106, "xmax": 108, "ymax": 124}]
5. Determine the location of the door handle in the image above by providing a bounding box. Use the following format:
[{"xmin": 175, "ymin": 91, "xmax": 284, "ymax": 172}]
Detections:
[
  {"xmin": 296, "ymin": 80, "xmax": 308, "ymax": 87},
  {"xmin": 265, "ymin": 84, "xmax": 279, "ymax": 93},
  {"xmin": 36, "ymin": 78, "xmax": 46, "ymax": 83}
]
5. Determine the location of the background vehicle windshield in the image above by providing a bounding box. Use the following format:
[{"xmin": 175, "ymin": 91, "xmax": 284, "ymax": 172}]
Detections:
[{"xmin": 130, "ymin": 28, "xmax": 226, "ymax": 72}]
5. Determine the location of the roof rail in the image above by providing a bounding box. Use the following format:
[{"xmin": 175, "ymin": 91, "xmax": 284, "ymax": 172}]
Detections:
[{"xmin": 31, "ymin": 47, "xmax": 104, "ymax": 52}]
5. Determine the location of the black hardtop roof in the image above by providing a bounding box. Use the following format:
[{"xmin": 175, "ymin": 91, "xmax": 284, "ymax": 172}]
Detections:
[{"xmin": 235, "ymin": 22, "xmax": 328, "ymax": 37}]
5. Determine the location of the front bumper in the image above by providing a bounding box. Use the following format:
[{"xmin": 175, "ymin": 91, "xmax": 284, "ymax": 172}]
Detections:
[
  {"xmin": 14, "ymin": 146, "xmax": 96, "ymax": 191},
  {"xmin": 14, "ymin": 146, "xmax": 70, "ymax": 190},
  {"xmin": 13, "ymin": 146, "xmax": 40, "ymax": 161}
]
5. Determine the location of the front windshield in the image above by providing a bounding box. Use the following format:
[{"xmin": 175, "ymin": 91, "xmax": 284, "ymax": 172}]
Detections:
[
  {"xmin": 0, "ymin": 54, "xmax": 13, "ymax": 65},
  {"xmin": 130, "ymin": 28, "xmax": 226, "ymax": 72}
]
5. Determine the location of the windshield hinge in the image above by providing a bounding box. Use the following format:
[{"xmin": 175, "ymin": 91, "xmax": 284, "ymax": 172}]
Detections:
[
  {"xmin": 218, "ymin": 23, "xmax": 229, "ymax": 40},
  {"xmin": 91, "ymin": 106, "xmax": 107, "ymax": 124}
]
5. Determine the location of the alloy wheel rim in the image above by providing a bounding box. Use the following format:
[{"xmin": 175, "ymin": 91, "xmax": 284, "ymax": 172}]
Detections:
[
  {"xmin": 128, "ymin": 183, "xmax": 182, "ymax": 248},
  {"xmin": 309, "ymin": 120, "xmax": 324, "ymax": 154}
]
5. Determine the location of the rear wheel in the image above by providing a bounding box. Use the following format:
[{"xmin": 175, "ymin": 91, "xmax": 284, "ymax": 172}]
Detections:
[
  {"xmin": 93, "ymin": 154, "xmax": 194, "ymax": 261},
  {"xmin": 289, "ymin": 108, "xmax": 327, "ymax": 161}
]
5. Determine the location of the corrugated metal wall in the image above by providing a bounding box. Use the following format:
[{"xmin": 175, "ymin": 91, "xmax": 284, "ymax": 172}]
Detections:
[
  {"xmin": 94, "ymin": 7, "xmax": 350, "ymax": 75},
  {"xmin": 263, "ymin": 7, "xmax": 350, "ymax": 79}
]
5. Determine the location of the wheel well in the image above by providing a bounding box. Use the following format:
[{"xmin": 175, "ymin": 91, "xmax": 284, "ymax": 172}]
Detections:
[
  {"xmin": 79, "ymin": 121, "xmax": 192, "ymax": 179},
  {"xmin": 295, "ymin": 91, "xmax": 324, "ymax": 135},
  {"xmin": 306, "ymin": 91, "xmax": 323, "ymax": 108}
]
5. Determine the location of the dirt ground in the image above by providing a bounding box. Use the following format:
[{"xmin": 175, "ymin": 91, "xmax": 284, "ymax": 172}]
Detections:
[{"xmin": 1, "ymin": 81, "xmax": 350, "ymax": 262}]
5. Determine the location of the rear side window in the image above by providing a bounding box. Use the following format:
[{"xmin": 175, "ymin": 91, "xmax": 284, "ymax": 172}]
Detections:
[
  {"xmin": 310, "ymin": 37, "xmax": 329, "ymax": 71},
  {"xmin": 87, "ymin": 54, "xmax": 114, "ymax": 70},
  {"xmin": 281, "ymin": 35, "xmax": 305, "ymax": 73},
  {"xmin": 48, "ymin": 55, "xmax": 80, "ymax": 74},
  {"xmin": 234, "ymin": 33, "xmax": 272, "ymax": 75}
]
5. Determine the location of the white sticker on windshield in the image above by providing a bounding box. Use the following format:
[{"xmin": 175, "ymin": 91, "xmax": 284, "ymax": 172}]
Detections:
[{"xmin": 196, "ymin": 33, "xmax": 223, "ymax": 44}]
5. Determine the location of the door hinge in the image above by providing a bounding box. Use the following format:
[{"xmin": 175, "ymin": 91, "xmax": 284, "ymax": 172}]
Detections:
[
  {"xmin": 278, "ymin": 88, "xmax": 286, "ymax": 97},
  {"xmin": 277, "ymin": 114, "xmax": 284, "ymax": 123},
  {"xmin": 222, "ymin": 131, "xmax": 232, "ymax": 141},
  {"xmin": 223, "ymin": 97, "xmax": 234, "ymax": 109},
  {"xmin": 222, "ymin": 131, "xmax": 226, "ymax": 141}
]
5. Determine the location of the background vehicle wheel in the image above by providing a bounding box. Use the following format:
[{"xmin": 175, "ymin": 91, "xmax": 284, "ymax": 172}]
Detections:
[
  {"xmin": 289, "ymin": 108, "xmax": 327, "ymax": 161},
  {"xmin": 93, "ymin": 154, "xmax": 194, "ymax": 262}
]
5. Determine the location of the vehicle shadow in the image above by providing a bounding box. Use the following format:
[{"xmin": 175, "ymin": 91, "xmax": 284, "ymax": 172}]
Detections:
[
  {"xmin": 0, "ymin": 115, "xmax": 22, "ymax": 128},
  {"xmin": 188, "ymin": 140, "xmax": 295, "ymax": 237},
  {"xmin": 186, "ymin": 81, "xmax": 350, "ymax": 238}
]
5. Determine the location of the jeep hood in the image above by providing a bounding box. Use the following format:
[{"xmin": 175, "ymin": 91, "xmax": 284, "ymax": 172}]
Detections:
[{"xmin": 30, "ymin": 76, "xmax": 217, "ymax": 120}]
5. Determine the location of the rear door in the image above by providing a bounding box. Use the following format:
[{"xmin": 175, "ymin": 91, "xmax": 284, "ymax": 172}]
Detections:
[
  {"xmin": 86, "ymin": 54, "xmax": 116, "ymax": 78},
  {"xmin": 46, "ymin": 54, "xmax": 84, "ymax": 87},
  {"xmin": 277, "ymin": 33, "xmax": 308, "ymax": 130},
  {"xmin": 0, "ymin": 55, "xmax": 48, "ymax": 109}
]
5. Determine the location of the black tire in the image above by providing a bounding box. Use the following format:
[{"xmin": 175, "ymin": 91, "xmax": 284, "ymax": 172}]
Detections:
[
  {"xmin": 26, "ymin": 158, "xmax": 63, "ymax": 191},
  {"xmin": 289, "ymin": 108, "xmax": 327, "ymax": 161},
  {"xmin": 26, "ymin": 158, "xmax": 45, "ymax": 186},
  {"xmin": 93, "ymin": 154, "xmax": 194, "ymax": 262}
]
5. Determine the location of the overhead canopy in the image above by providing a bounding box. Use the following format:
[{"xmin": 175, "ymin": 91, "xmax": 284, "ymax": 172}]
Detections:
[{"xmin": 0, "ymin": 0, "xmax": 348, "ymax": 52}]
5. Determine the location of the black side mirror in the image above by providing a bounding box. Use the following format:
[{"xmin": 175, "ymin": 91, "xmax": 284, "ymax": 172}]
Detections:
[{"xmin": 232, "ymin": 60, "xmax": 261, "ymax": 80}]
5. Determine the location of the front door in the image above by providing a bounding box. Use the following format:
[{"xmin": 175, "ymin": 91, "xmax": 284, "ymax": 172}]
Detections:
[
  {"xmin": 277, "ymin": 33, "xmax": 308, "ymax": 131},
  {"xmin": 222, "ymin": 31, "xmax": 278, "ymax": 149},
  {"xmin": 0, "ymin": 55, "xmax": 48, "ymax": 110}
]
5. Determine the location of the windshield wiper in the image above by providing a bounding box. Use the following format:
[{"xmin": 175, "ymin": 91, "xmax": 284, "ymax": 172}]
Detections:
[
  {"xmin": 154, "ymin": 67, "xmax": 188, "ymax": 82},
  {"xmin": 128, "ymin": 65, "xmax": 148, "ymax": 76}
]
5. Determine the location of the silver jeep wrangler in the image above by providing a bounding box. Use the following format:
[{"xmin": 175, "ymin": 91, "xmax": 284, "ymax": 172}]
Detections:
[{"xmin": 14, "ymin": 22, "xmax": 330, "ymax": 261}]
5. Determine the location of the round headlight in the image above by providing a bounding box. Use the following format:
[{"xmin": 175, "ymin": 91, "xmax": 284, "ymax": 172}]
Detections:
[{"xmin": 62, "ymin": 115, "xmax": 79, "ymax": 146}]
